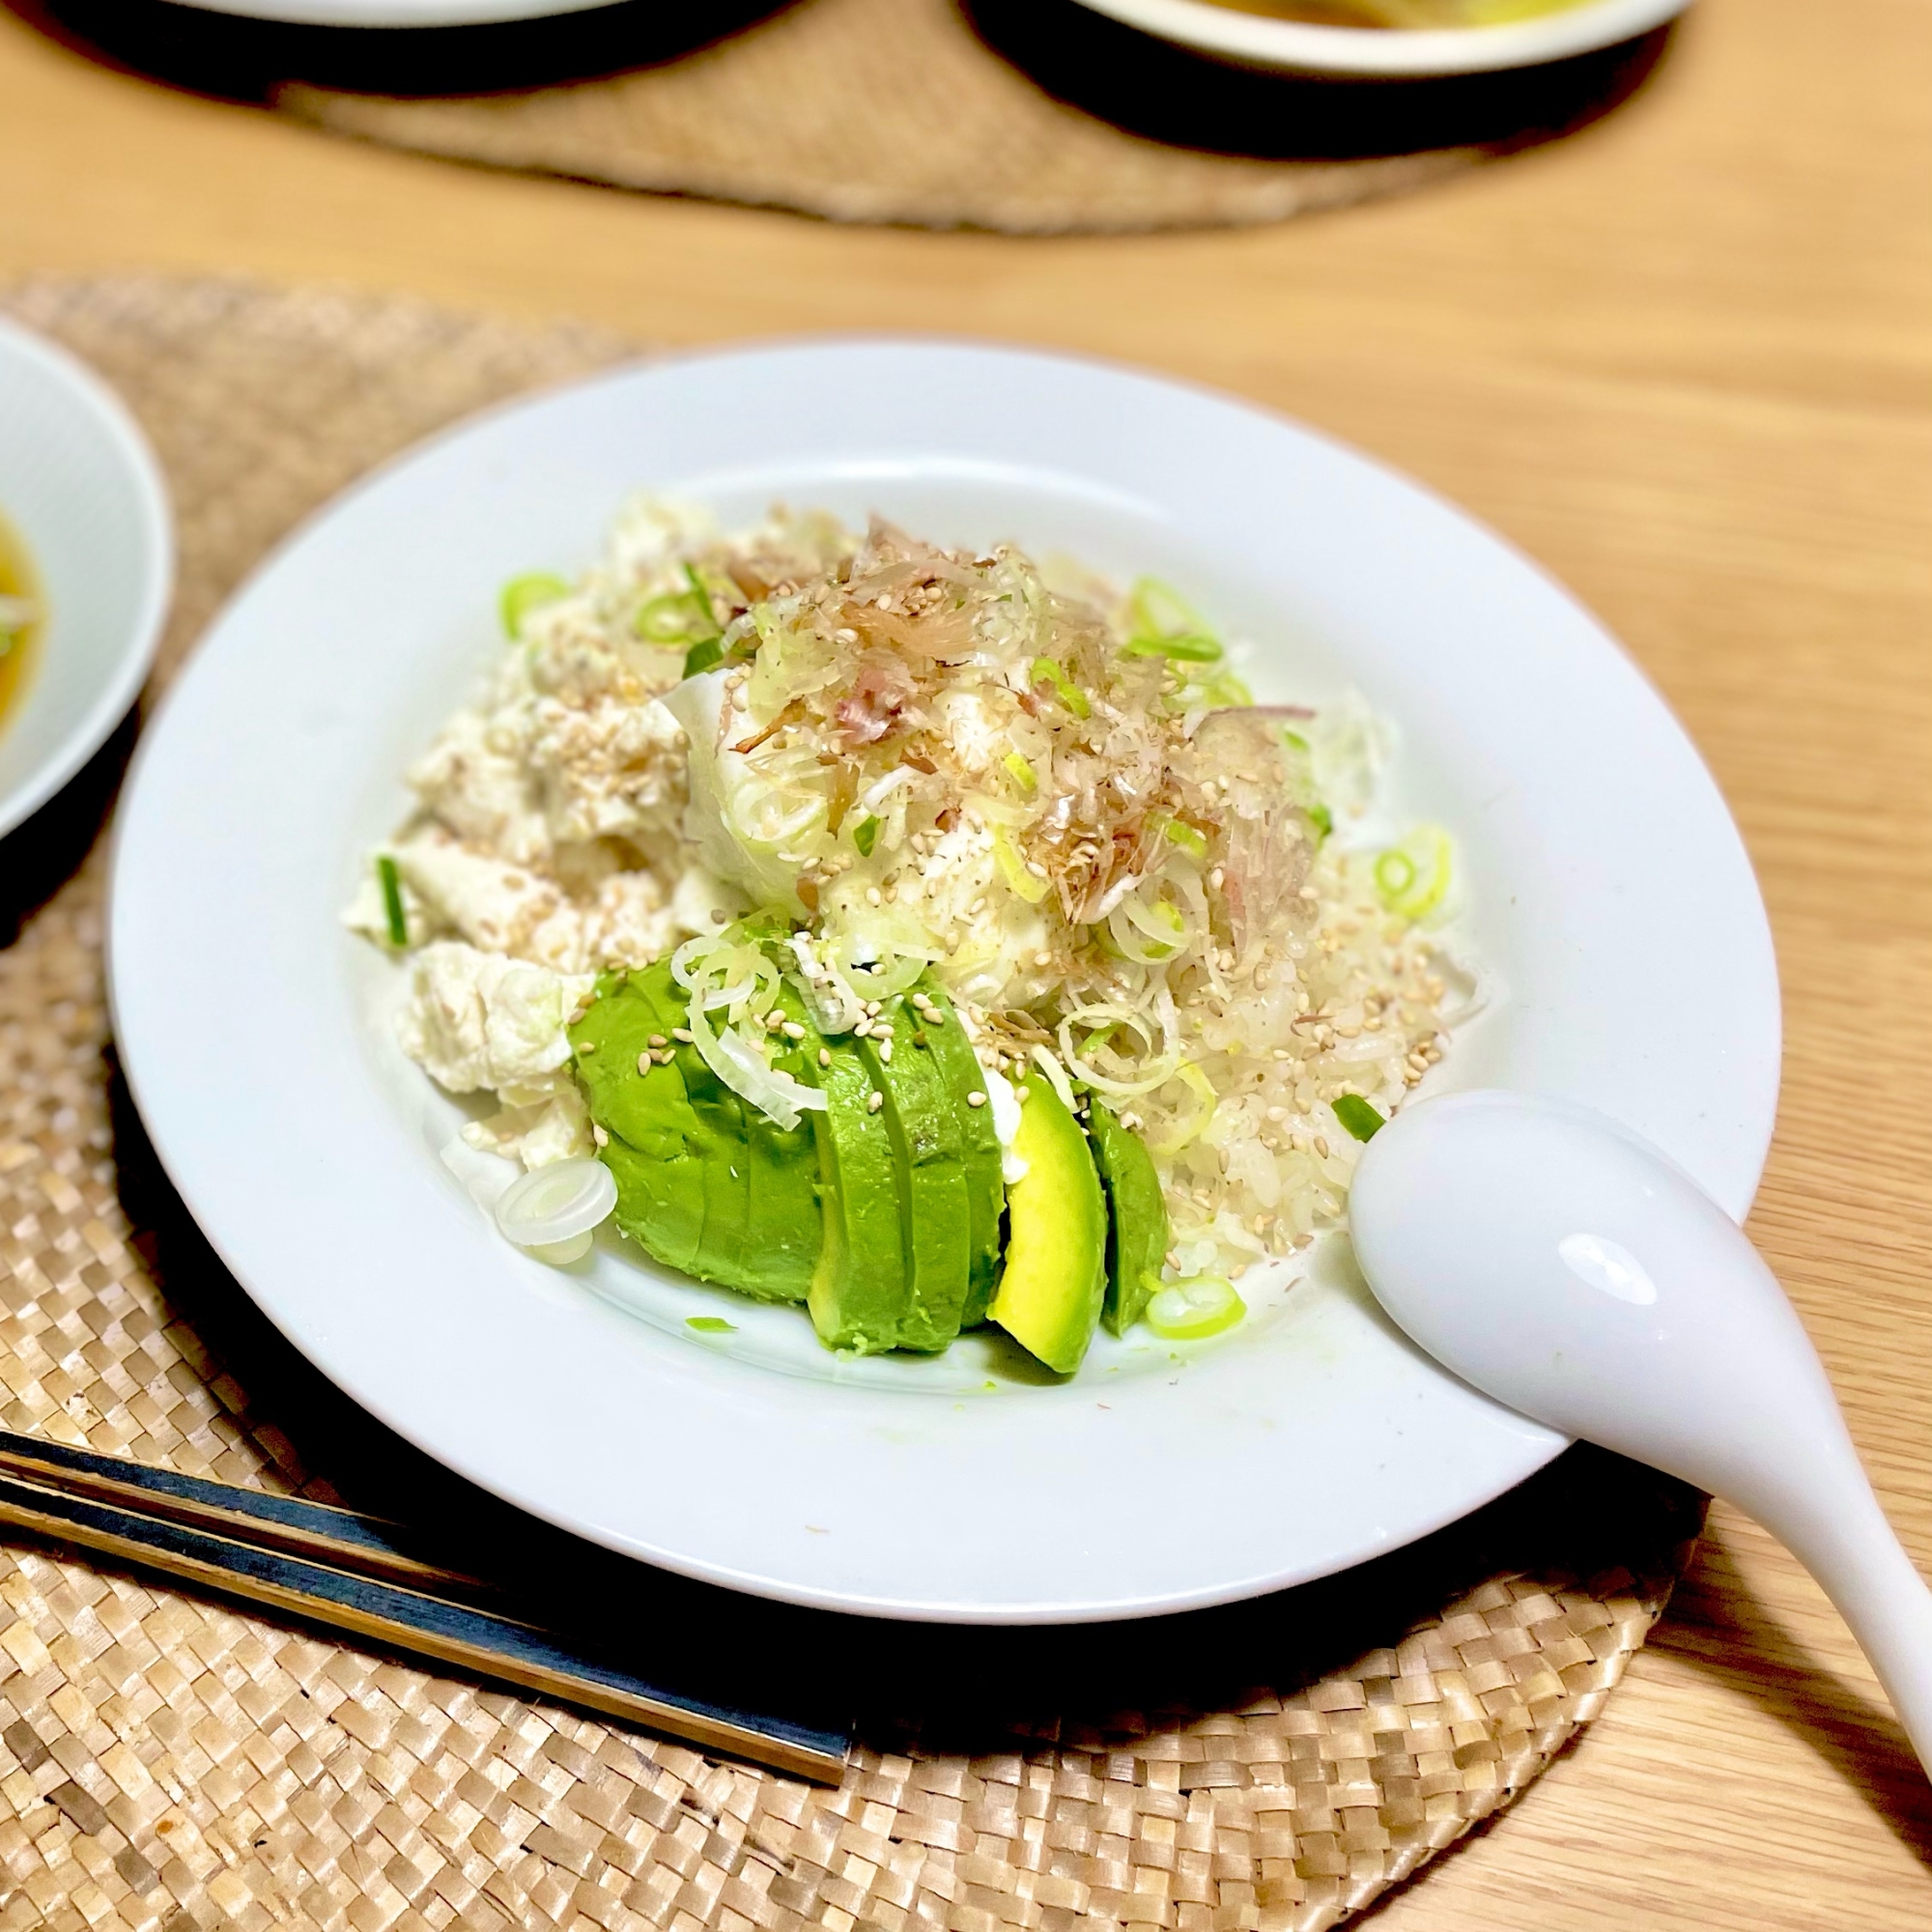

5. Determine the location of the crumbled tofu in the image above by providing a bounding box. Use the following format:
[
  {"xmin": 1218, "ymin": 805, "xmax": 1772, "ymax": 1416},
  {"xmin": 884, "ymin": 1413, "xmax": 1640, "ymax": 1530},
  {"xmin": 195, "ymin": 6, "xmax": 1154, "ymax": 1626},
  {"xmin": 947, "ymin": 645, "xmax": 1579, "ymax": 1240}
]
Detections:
[
  {"xmin": 396, "ymin": 941, "xmax": 594, "ymax": 1094},
  {"xmin": 460, "ymin": 1078, "xmax": 594, "ymax": 1170}
]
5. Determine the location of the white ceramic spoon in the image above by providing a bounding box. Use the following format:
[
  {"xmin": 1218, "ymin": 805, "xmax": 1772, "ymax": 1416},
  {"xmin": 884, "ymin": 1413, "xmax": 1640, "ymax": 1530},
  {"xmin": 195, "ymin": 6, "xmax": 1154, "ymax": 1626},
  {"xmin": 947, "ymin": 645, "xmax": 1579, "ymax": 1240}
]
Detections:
[{"xmin": 1350, "ymin": 1089, "xmax": 1932, "ymax": 1774}]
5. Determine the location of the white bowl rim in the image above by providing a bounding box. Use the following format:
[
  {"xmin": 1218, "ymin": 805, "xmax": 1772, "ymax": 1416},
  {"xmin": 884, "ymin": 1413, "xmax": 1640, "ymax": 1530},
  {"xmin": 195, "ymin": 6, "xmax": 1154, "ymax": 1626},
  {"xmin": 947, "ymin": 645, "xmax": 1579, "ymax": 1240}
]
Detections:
[
  {"xmin": 1069, "ymin": 0, "xmax": 1690, "ymax": 77},
  {"xmin": 0, "ymin": 318, "xmax": 174, "ymax": 842},
  {"xmin": 105, "ymin": 330, "xmax": 1781, "ymax": 1623}
]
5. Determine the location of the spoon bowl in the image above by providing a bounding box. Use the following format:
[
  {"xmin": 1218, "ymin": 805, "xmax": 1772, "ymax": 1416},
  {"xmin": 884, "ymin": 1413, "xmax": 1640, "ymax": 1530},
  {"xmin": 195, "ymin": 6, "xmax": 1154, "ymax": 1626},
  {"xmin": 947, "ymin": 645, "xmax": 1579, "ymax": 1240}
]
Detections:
[{"xmin": 1351, "ymin": 1089, "xmax": 1932, "ymax": 1773}]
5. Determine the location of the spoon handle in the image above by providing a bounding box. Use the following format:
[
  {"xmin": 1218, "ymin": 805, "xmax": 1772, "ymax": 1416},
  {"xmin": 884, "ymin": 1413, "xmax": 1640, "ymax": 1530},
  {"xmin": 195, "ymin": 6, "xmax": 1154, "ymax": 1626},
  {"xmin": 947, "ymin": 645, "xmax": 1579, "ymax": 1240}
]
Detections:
[{"xmin": 1750, "ymin": 1459, "xmax": 1932, "ymax": 1773}]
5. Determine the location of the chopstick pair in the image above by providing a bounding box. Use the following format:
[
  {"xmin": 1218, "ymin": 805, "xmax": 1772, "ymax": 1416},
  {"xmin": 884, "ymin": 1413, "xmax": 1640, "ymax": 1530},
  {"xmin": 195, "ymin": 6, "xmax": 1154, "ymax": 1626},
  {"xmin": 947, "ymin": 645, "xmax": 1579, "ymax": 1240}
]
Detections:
[{"xmin": 0, "ymin": 1431, "xmax": 851, "ymax": 1783}]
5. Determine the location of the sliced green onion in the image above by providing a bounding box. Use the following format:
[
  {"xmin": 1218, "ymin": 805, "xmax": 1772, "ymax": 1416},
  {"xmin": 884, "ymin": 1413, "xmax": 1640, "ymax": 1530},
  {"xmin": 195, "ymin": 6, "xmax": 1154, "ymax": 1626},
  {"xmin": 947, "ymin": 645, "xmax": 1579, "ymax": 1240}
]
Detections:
[
  {"xmin": 852, "ymin": 815, "xmax": 880, "ymax": 858},
  {"xmin": 682, "ymin": 636, "xmax": 726, "ymax": 678},
  {"xmin": 1374, "ymin": 850, "xmax": 1415, "ymax": 898},
  {"xmin": 1128, "ymin": 577, "xmax": 1209, "ymax": 639},
  {"xmin": 1195, "ymin": 668, "xmax": 1253, "ymax": 706},
  {"xmin": 1307, "ymin": 803, "xmax": 1333, "ymax": 842},
  {"xmin": 1123, "ymin": 632, "xmax": 1223, "ymax": 665},
  {"xmin": 499, "ymin": 572, "xmax": 569, "ymax": 638},
  {"xmin": 1145, "ymin": 1276, "xmax": 1245, "ymax": 1341},
  {"xmin": 376, "ymin": 854, "xmax": 408, "ymax": 949},
  {"xmin": 1333, "ymin": 1094, "xmax": 1386, "ymax": 1143},
  {"xmin": 1374, "ymin": 825, "xmax": 1453, "ymax": 921},
  {"xmin": 1162, "ymin": 817, "xmax": 1208, "ymax": 860},
  {"xmin": 1030, "ymin": 657, "xmax": 1092, "ymax": 718},
  {"xmin": 991, "ymin": 825, "xmax": 1049, "ymax": 904},
  {"xmin": 1281, "ymin": 729, "xmax": 1311, "ymax": 753},
  {"xmin": 635, "ymin": 595, "xmax": 700, "ymax": 644},
  {"xmin": 1125, "ymin": 576, "xmax": 1225, "ymax": 664},
  {"xmin": 686, "ymin": 1316, "xmax": 736, "ymax": 1333},
  {"xmin": 1143, "ymin": 1061, "xmax": 1217, "ymax": 1157},
  {"xmin": 1003, "ymin": 751, "xmax": 1038, "ymax": 795}
]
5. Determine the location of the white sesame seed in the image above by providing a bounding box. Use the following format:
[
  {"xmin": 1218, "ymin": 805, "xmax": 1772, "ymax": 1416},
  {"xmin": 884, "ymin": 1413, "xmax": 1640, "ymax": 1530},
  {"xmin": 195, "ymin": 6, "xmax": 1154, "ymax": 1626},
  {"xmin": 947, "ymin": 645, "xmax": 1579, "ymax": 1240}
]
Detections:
[
  {"xmin": 880, "ymin": 1040, "xmax": 895, "ymax": 1064},
  {"xmin": 781, "ymin": 1020, "xmax": 807, "ymax": 1039},
  {"xmin": 671, "ymin": 1027, "xmax": 694, "ymax": 1043},
  {"xmin": 593, "ymin": 1124, "xmax": 610, "ymax": 1147},
  {"xmin": 638, "ymin": 1053, "xmax": 654, "ymax": 1075},
  {"xmin": 967, "ymin": 1091, "xmax": 987, "ymax": 1107},
  {"xmin": 647, "ymin": 1034, "xmax": 668, "ymax": 1048},
  {"xmin": 867, "ymin": 1091, "xmax": 884, "ymax": 1113},
  {"xmin": 854, "ymin": 1019, "xmax": 872, "ymax": 1037},
  {"xmin": 819, "ymin": 1047, "xmax": 832, "ymax": 1067}
]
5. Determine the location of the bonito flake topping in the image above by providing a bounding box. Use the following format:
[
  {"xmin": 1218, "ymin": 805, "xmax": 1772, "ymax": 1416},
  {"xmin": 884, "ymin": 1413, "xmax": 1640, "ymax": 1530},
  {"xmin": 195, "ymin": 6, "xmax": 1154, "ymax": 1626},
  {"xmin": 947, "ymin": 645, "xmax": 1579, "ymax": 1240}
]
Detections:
[{"xmin": 353, "ymin": 499, "xmax": 1461, "ymax": 1276}]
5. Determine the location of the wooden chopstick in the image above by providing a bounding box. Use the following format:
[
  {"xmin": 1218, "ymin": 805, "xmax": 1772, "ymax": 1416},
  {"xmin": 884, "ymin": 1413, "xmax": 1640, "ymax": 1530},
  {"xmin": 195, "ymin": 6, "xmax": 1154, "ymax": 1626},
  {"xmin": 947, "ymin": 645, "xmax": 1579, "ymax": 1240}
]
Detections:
[{"xmin": 0, "ymin": 1433, "xmax": 850, "ymax": 1783}]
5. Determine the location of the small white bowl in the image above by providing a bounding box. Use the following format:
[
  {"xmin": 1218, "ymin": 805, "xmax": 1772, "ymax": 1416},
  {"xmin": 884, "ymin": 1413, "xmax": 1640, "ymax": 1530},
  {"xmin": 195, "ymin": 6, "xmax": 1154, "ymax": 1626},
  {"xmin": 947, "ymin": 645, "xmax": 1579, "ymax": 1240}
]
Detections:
[
  {"xmin": 0, "ymin": 319, "xmax": 173, "ymax": 842},
  {"xmin": 1069, "ymin": 0, "xmax": 1690, "ymax": 77}
]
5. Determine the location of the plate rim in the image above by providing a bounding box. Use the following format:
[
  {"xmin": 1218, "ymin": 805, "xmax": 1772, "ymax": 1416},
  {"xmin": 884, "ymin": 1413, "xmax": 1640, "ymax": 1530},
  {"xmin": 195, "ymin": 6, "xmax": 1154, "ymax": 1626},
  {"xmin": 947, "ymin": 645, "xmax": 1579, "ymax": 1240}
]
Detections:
[
  {"xmin": 107, "ymin": 331, "xmax": 1780, "ymax": 1621},
  {"xmin": 0, "ymin": 318, "xmax": 175, "ymax": 841},
  {"xmin": 1069, "ymin": 0, "xmax": 1690, "ymax": 77}
]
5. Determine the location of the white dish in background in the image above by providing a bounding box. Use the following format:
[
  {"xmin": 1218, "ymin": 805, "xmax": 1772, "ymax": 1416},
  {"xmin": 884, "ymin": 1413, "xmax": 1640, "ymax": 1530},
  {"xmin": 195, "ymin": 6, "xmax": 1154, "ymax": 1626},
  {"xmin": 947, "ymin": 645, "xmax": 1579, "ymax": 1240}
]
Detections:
[
  {"xmin": 109, "ymin": 338, "xmax": 1778, "ymax": 1623},
  {"xmin": 0, "ymin": 320, "xmax": 172, "ymax": 842},
  {"xmin": 164, "ymin": 0, "xmax": 617, "ymax": 26},
  {"xmin": 1072, "ymin": 0, "xmax": 1690, "ymax": 78}
]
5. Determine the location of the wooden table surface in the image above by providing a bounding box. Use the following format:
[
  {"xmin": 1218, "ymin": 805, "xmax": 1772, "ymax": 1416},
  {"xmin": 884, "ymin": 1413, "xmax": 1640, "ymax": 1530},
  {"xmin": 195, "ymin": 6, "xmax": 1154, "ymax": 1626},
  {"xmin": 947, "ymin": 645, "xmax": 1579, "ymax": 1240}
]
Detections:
[{"xmin": 3, "ymin": 0, "xmax": 1930, "ymax": 1920}]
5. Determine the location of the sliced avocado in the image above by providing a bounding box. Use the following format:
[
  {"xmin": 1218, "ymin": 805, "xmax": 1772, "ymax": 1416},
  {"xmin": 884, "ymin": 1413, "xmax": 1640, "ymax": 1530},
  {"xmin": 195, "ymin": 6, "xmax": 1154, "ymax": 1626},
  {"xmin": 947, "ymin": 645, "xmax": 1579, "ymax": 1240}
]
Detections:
[
  {"xmin": 569, "ymin": 967, "xmax": 705, "ymax": 1274},
  {"xmin": 856, "ymin": 992, "xmax": 971, "ymax": 1352},
  {"xmin": 985, "ymin": 1076, "xmax": 1107, "ymax": 1375},
  {"xmin": 1087, "ymin": 1099, "xmax": 1170, "ymax": 1337},
  {"xmin": 570, "ymin": 961, "xmax": 819, "ymax": 1304},
  {"xmin": 735, "ymin": 988, "xmax": 823, "ymax": 1303},
  {"xmin": 915, "ymin": 977, "xmax": 1005, "ymax": 1328},
  {"xmin": 787, "ymin": 986, "xmax": 909, "ymax": 1353}
]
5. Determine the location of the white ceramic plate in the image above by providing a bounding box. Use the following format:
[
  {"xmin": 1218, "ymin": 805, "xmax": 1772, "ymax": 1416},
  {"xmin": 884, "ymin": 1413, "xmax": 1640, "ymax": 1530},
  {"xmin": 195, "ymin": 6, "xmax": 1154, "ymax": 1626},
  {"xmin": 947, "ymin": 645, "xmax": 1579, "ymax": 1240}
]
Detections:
[
  {"xmin": 1072, "ymin": 0, "xmax": 1690, "ymax": 78},
  {"xmin": 0, "ymin": 320, "xmax": 173, "ymax": 842},
  {"xmin": 178, "ymin": 0, "xmax": 608, "ymax": 22},
  {"xmin": 110, "ymin": 339, "xmax": 1778, "ymax": 1622}
]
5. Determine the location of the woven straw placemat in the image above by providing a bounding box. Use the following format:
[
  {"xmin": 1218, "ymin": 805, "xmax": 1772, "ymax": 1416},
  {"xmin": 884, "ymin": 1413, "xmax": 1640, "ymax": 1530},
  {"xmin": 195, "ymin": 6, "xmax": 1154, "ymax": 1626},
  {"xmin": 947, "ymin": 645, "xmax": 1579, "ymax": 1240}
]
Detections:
[
  {"xmin": 274, "ymin": 0, "xmax": 1479, "ymax": 234},
  {"xmin": 16, "ymin": 0, "xmax": 1668, "ymax": 236},
  {"xmin": 0, "ymin": 275, "xmax": 1700, "ymax": 1932}
]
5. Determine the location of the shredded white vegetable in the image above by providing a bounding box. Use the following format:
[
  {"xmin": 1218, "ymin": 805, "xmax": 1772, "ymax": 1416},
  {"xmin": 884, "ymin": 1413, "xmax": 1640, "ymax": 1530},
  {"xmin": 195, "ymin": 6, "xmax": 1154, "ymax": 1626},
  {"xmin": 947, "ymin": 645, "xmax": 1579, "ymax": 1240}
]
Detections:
[{"xmin": 362, "ymin": 500, "xmax": 1464, "ymax": 1271}]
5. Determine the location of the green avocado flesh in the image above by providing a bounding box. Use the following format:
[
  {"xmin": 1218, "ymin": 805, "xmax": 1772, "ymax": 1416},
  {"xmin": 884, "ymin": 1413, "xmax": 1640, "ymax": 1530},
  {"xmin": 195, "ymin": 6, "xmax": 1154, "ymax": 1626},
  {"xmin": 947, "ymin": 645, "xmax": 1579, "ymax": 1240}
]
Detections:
[
  {"xmin": 1088, "ymin": 1098, "xmax": 1170, "ymax": 1338},
  {"xmin": 915, "ymin": 980, "xmax": 1006, "ymax": 1328},
  {"xmin": 857, "ymin": 992, "xmax": 971, "ymax": 1352},
  {"xmin": 986, "ymin": 1077, "xmax": 1108, "ymax": 1375},
  {"xmin": 786, "ymin": 985, "xmax": 909, "ymax": 1354},
  {"xmin": 570, "ymin": 939, "xmax": 1146, "ymax": 1371},
  {"xmin": 569, "ymin": 963, "xmax": 817, "ymax": 1304}
]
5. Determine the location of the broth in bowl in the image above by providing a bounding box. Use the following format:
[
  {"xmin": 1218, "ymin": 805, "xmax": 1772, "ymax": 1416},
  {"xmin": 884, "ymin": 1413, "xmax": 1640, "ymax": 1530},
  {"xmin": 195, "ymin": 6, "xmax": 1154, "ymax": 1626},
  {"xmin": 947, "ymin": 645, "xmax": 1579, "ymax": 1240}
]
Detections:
[{"xmin": 0, "ymin": 512, "xmax": 40, "ymax": 737}]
